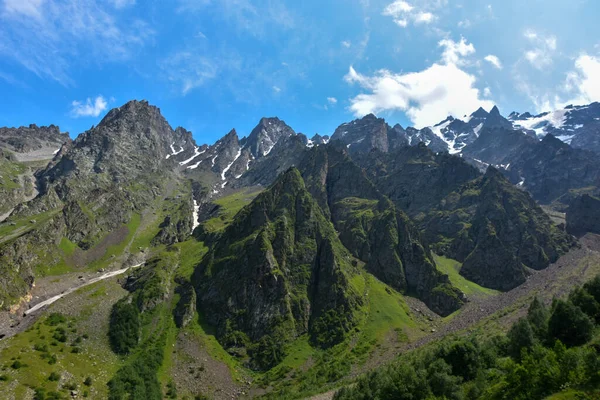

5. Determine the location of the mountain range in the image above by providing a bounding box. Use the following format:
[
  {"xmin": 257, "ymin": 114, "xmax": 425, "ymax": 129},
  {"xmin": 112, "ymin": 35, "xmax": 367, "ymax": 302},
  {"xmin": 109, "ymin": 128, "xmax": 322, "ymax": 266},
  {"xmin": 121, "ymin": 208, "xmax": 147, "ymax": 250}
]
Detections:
[{"xmin": 1, "ymin": 99, "xmax": 600, "ymax": 399}]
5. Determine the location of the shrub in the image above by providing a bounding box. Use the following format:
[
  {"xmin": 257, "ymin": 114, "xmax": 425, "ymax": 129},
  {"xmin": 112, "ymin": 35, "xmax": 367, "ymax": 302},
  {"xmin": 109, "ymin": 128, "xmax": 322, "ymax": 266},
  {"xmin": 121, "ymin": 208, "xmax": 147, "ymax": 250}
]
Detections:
[
  {"xmin": 48, "ymin": 372, "xmax": 60, "ymax": 381},
  {"xmin": 45, "ymin": 313, "xmax": 67, "ymax": 326}
]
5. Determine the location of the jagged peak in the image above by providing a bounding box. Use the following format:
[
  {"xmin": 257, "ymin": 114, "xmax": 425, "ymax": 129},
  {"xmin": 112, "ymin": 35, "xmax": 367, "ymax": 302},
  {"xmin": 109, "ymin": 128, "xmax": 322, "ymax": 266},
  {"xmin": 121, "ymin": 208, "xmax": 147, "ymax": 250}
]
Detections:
[
  {"xmin": 490, "ymin": 105, "xmax": 501, "ymax": 116},
  {"xmin": 471, "ymin": 107, "xmax": 489, "ymax": 118},
  {"xmin": 98, "ymin": 99, "xmax": 168, "ymax": 129}
]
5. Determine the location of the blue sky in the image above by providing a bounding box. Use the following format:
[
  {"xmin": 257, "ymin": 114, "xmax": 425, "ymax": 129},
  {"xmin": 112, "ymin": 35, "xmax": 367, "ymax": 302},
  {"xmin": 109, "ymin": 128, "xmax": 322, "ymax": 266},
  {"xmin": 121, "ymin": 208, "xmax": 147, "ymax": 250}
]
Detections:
[{"xmin": 1, "ymin": 0, "xmax": 599, "ymax": 145}]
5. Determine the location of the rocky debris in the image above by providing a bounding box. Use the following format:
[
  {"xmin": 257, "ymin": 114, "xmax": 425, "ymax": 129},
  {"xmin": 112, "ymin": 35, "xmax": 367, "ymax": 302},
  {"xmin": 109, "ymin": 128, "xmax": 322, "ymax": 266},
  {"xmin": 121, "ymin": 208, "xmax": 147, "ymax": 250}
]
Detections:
[{"xmin": 567, "ymin": 194, "xmax": 600, "ymax": 236}]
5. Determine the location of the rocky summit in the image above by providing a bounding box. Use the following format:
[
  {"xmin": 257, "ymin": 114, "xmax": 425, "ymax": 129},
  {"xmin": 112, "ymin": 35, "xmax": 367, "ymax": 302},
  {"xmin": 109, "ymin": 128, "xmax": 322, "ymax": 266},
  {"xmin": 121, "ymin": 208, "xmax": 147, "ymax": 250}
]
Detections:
[{"xmin": 1, "ymin": 98, "xmax": 600, "ymax": 399}]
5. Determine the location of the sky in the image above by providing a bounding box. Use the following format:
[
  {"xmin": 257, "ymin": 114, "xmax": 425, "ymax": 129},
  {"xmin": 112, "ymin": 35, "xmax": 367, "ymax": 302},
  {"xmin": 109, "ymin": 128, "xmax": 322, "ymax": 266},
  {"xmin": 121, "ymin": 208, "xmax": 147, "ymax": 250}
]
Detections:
[{"xmin": 1, "ymin": 0, "xmax": 600, "ymax": 145}]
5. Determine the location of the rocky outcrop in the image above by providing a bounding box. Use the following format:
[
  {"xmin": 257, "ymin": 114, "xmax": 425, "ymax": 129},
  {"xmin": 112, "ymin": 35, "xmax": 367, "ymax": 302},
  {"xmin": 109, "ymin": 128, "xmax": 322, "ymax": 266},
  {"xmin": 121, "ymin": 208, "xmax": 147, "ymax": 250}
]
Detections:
[
  {"xmin": 193, "ymin": 168, "xmax": 364, "ymax": 369},
  {"xmin": 566, "ymin": 194, "xmax": 600, "ymax": 236}
]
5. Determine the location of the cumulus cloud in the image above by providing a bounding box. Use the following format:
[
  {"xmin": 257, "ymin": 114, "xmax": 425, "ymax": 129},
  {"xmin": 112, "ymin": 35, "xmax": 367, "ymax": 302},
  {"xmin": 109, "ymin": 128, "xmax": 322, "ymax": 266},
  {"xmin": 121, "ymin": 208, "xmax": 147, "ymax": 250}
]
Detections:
[
  {"xmin": 70, "ymin": 96, "xmax": 108, "ymax": 118},
  {"xmin": 382, "ymin": 0, "xmax": 437, "ymax": 28},
  {"xmin": 327, "ymin": 97, "xmax": 338, "ymax": 105},
  {"xmin": 439, "ymin": 37, "xmax": 475, "ymax": 65},
  {"xmin": 562, "ymin": 54, "xmax": 600, "ymax": 106},
  {"xmin": 484, "ymin": 54, "xmax": 502, "ymax": 69},
  {"xmin": 273, "ymin": 85, "xmax": 281, "ymax": 93},
  {"xmin": 523, "ymin": 29, "xmax": 557, "ymax": 69},
  {"xmin": 341, "ymin": 40, "xmax": 351, "ymax": 48},
  {"xmin": 344, "ymin": 37, "xmax": 493, "ymax": 127}
]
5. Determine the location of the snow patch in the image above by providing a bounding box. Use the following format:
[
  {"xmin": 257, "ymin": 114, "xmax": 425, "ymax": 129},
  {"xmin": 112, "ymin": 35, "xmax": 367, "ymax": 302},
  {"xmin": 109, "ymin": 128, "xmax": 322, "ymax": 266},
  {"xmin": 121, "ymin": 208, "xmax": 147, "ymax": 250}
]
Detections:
[
  {"xmin": 221, "ymin": 148, "xmax": 242, "ymax": 181},
  {"xmin": 179, "ymin": 147, "xmax": 206, "ymax": 165},
  {"xmin": 192, "ymin": 199, "xmax": 200, "ymax": 233}
]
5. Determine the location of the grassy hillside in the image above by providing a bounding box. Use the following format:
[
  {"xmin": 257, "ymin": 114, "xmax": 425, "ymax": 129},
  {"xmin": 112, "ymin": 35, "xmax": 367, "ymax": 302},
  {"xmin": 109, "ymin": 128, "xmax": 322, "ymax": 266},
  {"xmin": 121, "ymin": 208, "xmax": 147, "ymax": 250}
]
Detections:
[{"xmin": 434, "ymin": 255, "xmax": 499, "ymax": 298}]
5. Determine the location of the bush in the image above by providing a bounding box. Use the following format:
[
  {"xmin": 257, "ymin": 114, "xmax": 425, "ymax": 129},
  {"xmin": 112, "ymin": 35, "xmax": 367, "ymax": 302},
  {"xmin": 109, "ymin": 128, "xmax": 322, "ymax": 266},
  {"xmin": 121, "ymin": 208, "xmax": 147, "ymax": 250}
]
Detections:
[
  {"xmin": 84, "ymin": 376, "xmax": 93, "ymax": 386},
  {"xmin": 45, "ymin": 313, "xmax": 67, "ymax": 326},
  {"xmin": 549, "ymin": 300, "xmax": 594, "ymax": 347},
  {"xmin": 48, "ymin": 371, "xmax": 61, "ymax": 381}
]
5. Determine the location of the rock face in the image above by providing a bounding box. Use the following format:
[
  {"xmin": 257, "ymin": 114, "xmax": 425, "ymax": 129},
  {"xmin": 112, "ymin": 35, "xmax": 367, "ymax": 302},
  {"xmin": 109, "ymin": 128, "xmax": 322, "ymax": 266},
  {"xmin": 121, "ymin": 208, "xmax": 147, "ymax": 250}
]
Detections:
[
  {"xmin": 0, "ymin": 124, "xmax": 70, "ymax": 159},
  {"xmin": 194, "ymin": 168, "xmax": 364, "ymax": 369},
  {"xmin": 426, "ymin": 167, "xmax": 573, "ymax": 290},
  {"xmin": 566, "ymin": 195, "xmax": 600, "ymax": 236},
  {"xmin": 298, "ymin": 145, "xmax": 465, "ymax": 316},
  {"xmin": 30, "ymin": 100, "xmax": 179, "ymax": 248},
  {"xmin": 461, "ymin": 125, "xmax": 537, "ymax": 166},
  {"xmin": 503, "ymin": 134, "xmax": 600, "ymax": 205},
  {"xmin": 353, "ymin": 143, "xmax": 481, "ymax": 217},
  {"xmin": 244, "ymin": 117, "xmax": 296, "ymax": 158},
  {"xmin": 173, "ymin": 282, "xmax": 197, "ymax": 328},
  {"xmin": 0, "ymin": 150, "xmax": 36, "ymax": 215},
  {"xmin": 330, "ymin": 114, "xmax": 446, "ymax": 154}
]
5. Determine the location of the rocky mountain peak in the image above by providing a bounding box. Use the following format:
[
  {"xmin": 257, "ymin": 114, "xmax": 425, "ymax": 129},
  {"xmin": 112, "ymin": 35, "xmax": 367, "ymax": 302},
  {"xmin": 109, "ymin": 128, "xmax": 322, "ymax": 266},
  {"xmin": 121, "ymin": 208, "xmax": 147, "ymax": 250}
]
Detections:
[
  {"xmin": 471, "ymin": 107, "xmax": 489, "ymax": 119},
  {"xmin": 245, "ymin": 117, "xmax": 295, "ymax": 158}
]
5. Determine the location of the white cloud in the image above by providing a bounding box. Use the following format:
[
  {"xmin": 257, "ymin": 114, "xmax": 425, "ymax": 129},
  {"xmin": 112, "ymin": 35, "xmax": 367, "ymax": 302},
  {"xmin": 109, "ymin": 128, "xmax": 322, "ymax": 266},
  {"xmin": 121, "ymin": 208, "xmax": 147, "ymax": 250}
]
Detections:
[
  {"xmin": 273, "ymin": 85, "xmax": 282, "ymax": 93},
  {"xmin": 0, "ymin": 0, "xmax": 155, "ymax": 85},
  {"xmin": 523, "ymin": 29, "xmax": 557, "ymax": 70},
  {"xmin": 110, "ymin": 0, "xmax": 135, "ymax": 8},
  {"xmin": 382, "ymin": 0, "xmax": 436, "ymax": 28},
  {"xmin": 327, "ymin": 97, "xmax": 338, "ymax": 105},
  {"xmin": 483, "ymin": 87, "xmax": 492, "ymax": 97},
  {"xmin": 414, "ymin": 12, "xmax": 434, "ymax": 24},
  {"xmin": 70, "ymin": 96, "xmax": 108, "ymax": 118},
  {"xmin": 160, "ymin": 52, "xmax": 217, "ymax": 95},
  {"xmin": 484, "ymin": 54, "xmax": 502, "ymax": 69},
  {"xmin": 341, "ymin": 40, "xmax": 351, "ymax": 48},
  {"xmin": 439, "ymin": 37, "xmax": 475, "ymax": 66},
  {"xmin": 562, "ymin": 54, "xmax": 600, "ymax": 106},
  {"xmin": 345, "ymin": 37, "xmax": 492, "ymax": 127}
]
